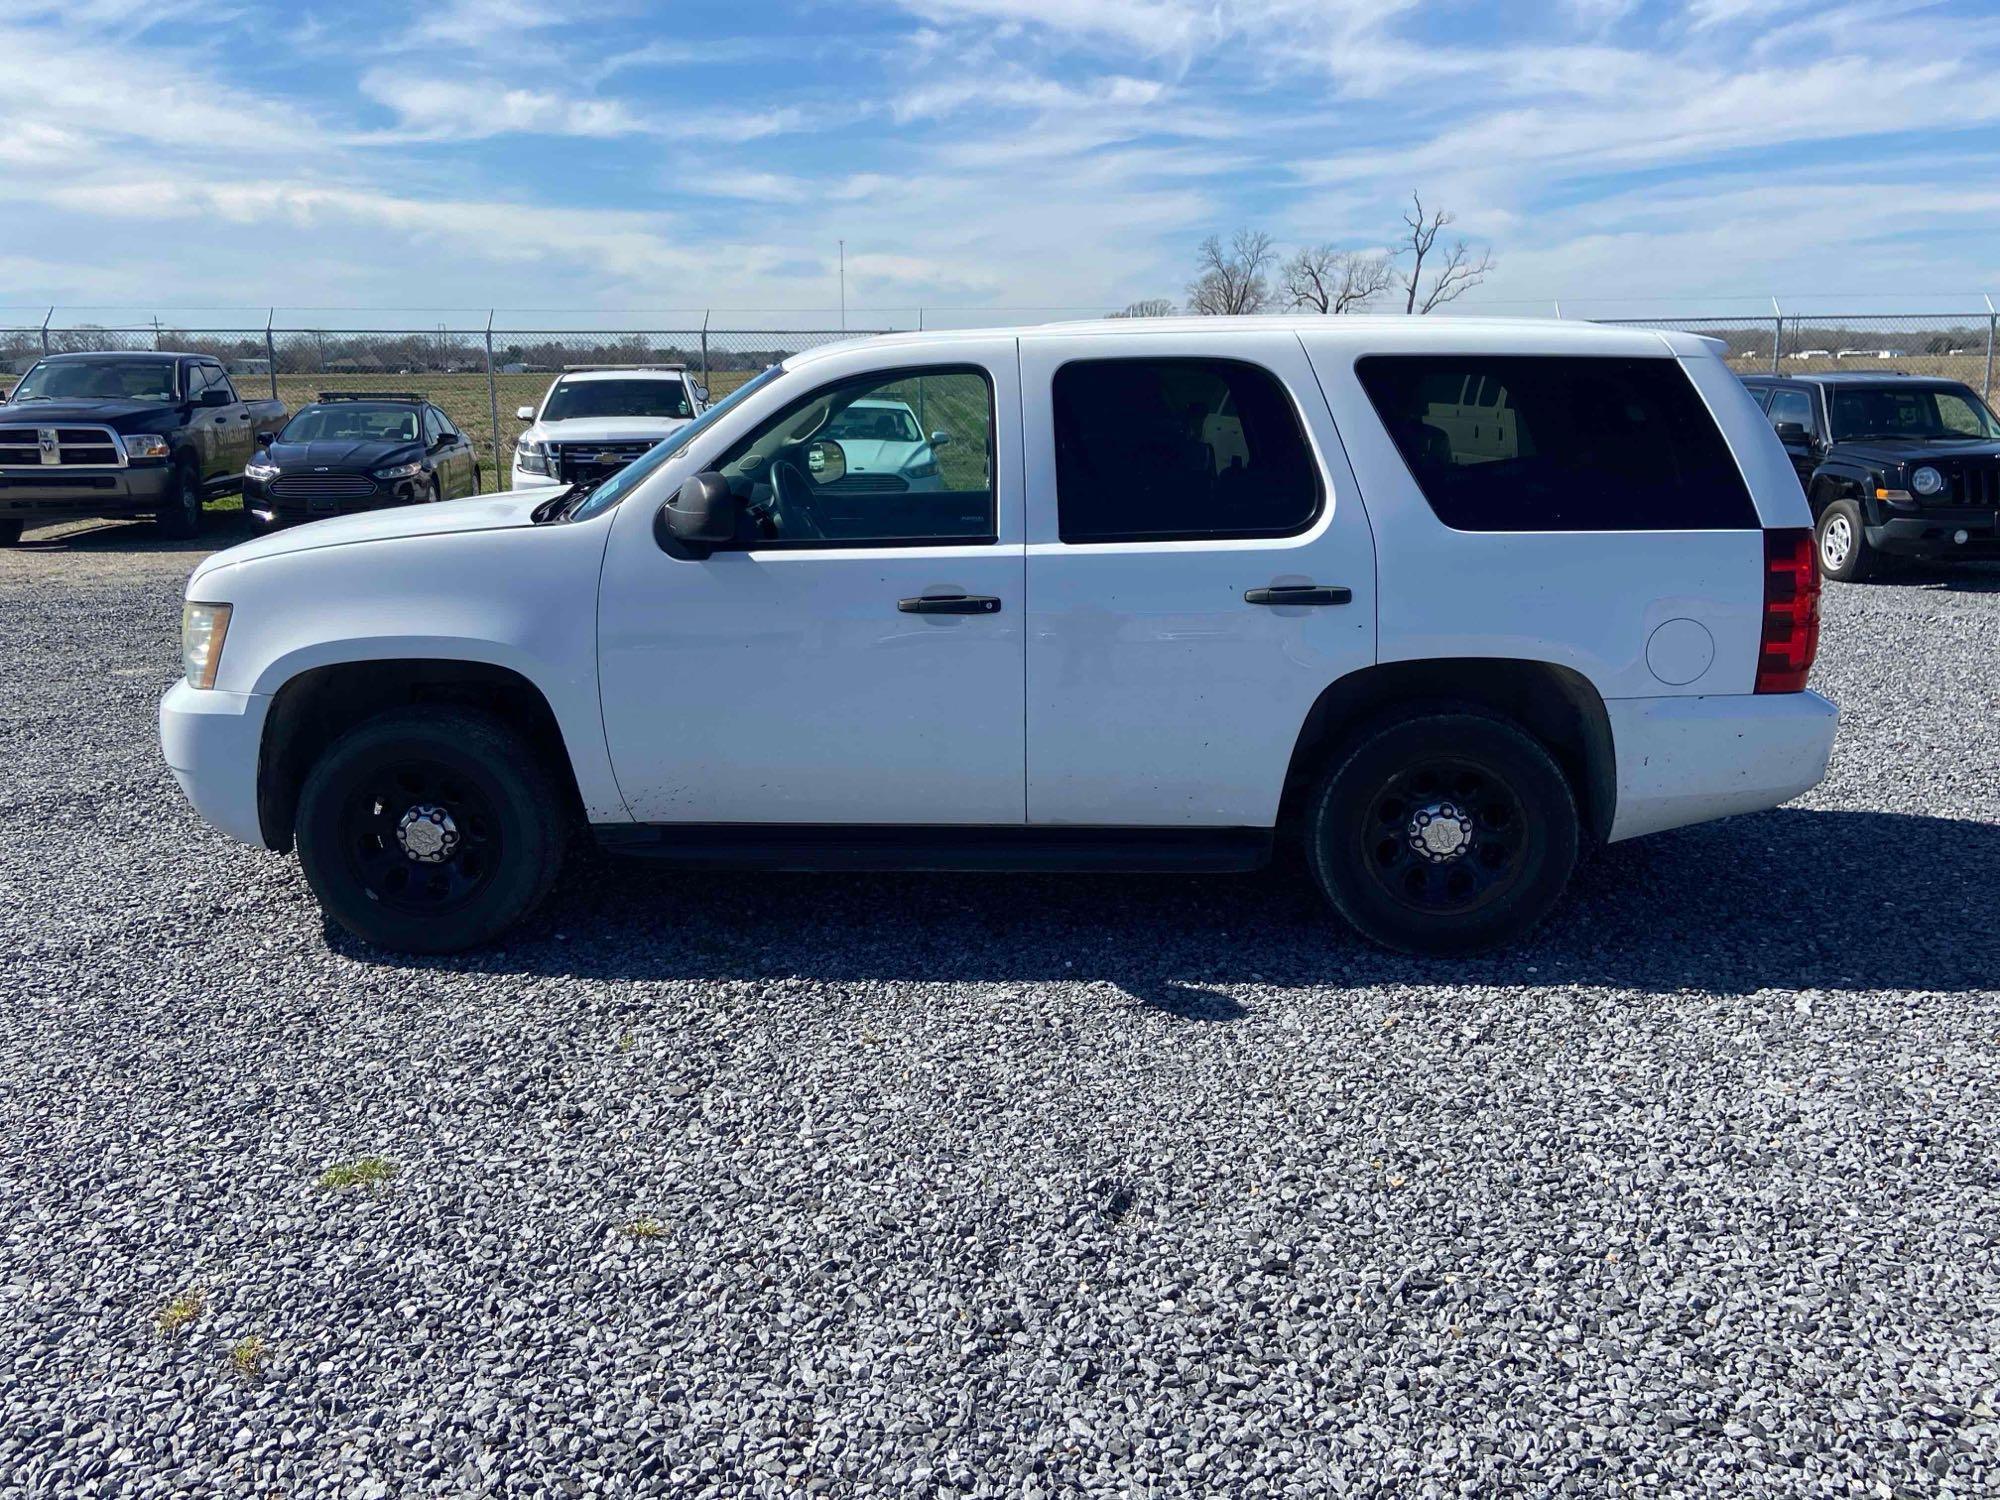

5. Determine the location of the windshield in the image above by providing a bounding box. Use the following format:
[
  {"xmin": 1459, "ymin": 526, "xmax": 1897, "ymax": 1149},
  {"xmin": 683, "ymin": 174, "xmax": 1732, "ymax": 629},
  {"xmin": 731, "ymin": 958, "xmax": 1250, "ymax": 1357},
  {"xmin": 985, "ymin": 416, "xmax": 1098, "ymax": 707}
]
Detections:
[
  {"xmin": 542, "ymin": 377, "xmax": 693, "ymax": 422},
  {"xmin": 280, "ymin": 404, "xmax": 420, "ymax": 443},
  {"xmin": 568, "ymin": 365, "xmax": 783, "ymax": 522},
  {"xmin": 9, "ymin": 359, "xmax": 178, "ymax": 403},
  {"xmin": 823, "ymin": 403, "xmax": 922, "ymax": 443},
  {"xmin": 1829, "ymin": 383, "xmax": 2000, "ymax": 441}
]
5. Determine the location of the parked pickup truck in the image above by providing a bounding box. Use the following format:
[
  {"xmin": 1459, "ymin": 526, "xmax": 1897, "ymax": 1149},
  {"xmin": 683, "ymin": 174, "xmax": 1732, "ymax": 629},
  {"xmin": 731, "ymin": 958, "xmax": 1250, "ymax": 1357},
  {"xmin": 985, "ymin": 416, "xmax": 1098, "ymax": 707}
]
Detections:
[
  {"xmin": 0, "ymin": 351, "xmax": 287, "ymax": 543},
  {"xmin": 161, "ymin": 318, "xmax": 1836, "ymax": 958}
]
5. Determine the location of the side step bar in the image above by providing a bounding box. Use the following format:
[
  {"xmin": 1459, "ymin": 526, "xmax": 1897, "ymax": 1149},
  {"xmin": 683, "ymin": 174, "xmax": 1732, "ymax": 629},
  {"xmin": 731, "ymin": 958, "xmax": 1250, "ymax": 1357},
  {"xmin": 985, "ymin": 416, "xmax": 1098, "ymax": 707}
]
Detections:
[{"xmin": 591, "ymin": 824, "xmax": 1275, "ymax": 874}]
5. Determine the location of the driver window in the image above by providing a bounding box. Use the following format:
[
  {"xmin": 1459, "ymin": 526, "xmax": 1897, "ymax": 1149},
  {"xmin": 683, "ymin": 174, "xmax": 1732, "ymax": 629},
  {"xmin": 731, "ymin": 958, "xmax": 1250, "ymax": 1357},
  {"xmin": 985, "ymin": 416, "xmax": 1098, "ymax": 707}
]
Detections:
[{"xmin": 713, "ymin": 365, "xmax": 995, "ymax": 548}]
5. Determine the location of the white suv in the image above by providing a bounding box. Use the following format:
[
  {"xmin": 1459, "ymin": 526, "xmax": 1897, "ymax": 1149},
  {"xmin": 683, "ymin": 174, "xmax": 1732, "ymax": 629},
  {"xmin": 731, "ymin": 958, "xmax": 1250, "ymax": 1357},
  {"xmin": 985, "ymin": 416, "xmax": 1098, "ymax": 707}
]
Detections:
[
  {"xmin": 161, "ymin": 318, "xmax": 1836, "ymax": 957},
  {"xmin": 510, "ymin": 366, "xmax": 706, "ymax": 491}
]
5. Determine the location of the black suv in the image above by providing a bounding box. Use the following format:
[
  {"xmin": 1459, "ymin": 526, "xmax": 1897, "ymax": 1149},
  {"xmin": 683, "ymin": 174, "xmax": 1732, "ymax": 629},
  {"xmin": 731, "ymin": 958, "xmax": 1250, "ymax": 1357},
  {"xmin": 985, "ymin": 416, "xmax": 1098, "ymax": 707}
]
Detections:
[
  {"xmin": 244, "ymin": 393, "xmax": 481, "ymax": 529},
  {"xmin": 1742, "ymin": 373, "xmax": 2000, "ymax": 581}
]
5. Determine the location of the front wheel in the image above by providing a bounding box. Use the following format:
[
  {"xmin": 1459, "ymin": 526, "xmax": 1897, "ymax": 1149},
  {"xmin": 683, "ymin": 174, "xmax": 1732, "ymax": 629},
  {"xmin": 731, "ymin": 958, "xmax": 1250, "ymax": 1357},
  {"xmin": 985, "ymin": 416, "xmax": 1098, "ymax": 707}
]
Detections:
[
  {"xmin": 1815, "ymin": 498, "xmax": 1875, "ymax": 583},
  {"xmin": 295, "ymin": 707, "xmax": 566, "ymax": 953},
  {"xmin": 156, "ymin": 457, "xmax": 203, "ymax": 538},
  {"xmin": 1305, "ymin": 712, "xmax": 1580, "ymax": 957}
]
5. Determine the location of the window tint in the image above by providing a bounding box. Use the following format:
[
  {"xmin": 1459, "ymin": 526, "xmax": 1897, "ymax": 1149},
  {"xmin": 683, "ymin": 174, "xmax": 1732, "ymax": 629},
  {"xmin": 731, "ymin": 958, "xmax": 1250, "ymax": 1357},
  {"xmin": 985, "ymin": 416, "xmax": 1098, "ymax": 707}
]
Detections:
[
  {"xmin": 1766, "ymin": 389, "xmax": 1814, "ymax": 430},
  {"xmin": 186, "ymin": 364, "xmax": 213, "ymax": 397},
  {"xmin": 713, "ymin": 366, "xmax": 994, "ymax": 548},
  {"xmin": 1052, "ymin": 358, "xmax": 1320, "ymax": 543},
  {"xmin": 1356, "ymin": 355, "xmax": 1758, "ymax": 532},
  {"xmin": 422, "ymin": 407, "xmax": 443, "ymax": 445}
]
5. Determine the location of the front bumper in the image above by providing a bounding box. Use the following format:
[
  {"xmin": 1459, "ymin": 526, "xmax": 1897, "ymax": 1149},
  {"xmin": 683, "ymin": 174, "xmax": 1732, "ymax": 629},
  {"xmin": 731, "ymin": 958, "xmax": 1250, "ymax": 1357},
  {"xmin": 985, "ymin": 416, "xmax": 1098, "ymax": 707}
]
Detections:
[
  {"xmin": 245, "ymin": 472, "xmax": 427, "ymax": 528},
  {"xmin": 509, "ymin": 464, "xmax": 562, "ymax": 491},
  {"xmin": 1866, "ymin": 505, "xmax": 2000, "ymax": 558},
  {"xmin": 1605, "ymin": 690, "xmax": 1839, "ymax": 843},
  {"xmin": 0, "ymin": 463, "xmax": 171, "ymax": 519},
  {"xmin": 159, "ymin": 680, "xmax": 273, "ymax": 848}
]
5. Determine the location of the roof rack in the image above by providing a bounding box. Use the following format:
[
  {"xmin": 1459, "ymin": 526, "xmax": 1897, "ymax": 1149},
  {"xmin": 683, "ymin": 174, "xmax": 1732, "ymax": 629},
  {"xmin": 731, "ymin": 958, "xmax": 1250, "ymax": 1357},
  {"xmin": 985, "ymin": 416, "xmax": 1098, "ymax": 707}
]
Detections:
[
  {"xmin": 314, "ymin": 390, "xmax": 427, "ymax": 403},
  {"xmin": 560, "ymin": 363, "xmax": 687, "ymax": 373}
]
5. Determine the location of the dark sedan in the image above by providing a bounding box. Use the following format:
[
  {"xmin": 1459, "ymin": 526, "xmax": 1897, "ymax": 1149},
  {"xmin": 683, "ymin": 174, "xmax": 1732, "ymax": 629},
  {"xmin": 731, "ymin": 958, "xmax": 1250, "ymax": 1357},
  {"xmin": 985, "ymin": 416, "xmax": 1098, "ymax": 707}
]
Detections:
[{"xmin": 244, "ymin": 393, "xmax": 480, "ymax": 528}]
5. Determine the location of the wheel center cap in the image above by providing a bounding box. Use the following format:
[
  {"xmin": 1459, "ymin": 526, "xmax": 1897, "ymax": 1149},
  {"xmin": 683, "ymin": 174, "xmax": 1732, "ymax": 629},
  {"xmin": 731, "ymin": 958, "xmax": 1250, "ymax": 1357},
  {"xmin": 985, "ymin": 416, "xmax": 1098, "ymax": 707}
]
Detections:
[
  {"xmin": 1409, "ymin": 801, "xmax": 1474, "ymax": 863},
  {"xmin": 396, "ymin": 804, "xmax": 460, "ymax": 864}
]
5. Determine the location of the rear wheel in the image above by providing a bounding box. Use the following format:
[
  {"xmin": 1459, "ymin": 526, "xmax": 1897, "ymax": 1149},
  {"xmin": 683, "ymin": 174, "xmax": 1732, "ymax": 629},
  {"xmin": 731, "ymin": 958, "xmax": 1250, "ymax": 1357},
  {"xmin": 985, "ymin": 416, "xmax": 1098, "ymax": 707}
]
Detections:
[
  {"xmin": 1305, "ymin": 712, "xmax": 1579, "ymax": 956},
  {"xmin": 295, "ymin": 707, "xmax": 566, "ymax": 953},
  {"xmin": 156, "ymin": 456, "xmax": 203, "ymax": 538},
  {"xmin": 0, "ymin": 520, "xmax": 22, "ymax": 547},
  {"xmin": 1815, "ymin": 497, "xmax": 1875, "ymax": 582}
]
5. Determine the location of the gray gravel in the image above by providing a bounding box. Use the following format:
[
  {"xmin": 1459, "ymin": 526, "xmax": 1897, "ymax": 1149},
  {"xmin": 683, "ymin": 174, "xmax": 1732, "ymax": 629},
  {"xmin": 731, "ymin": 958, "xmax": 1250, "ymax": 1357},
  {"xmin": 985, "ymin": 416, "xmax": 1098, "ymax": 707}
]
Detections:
[{"xmin": 2, "ymin": 515, "xmax": 1997, "ymax": 1498}]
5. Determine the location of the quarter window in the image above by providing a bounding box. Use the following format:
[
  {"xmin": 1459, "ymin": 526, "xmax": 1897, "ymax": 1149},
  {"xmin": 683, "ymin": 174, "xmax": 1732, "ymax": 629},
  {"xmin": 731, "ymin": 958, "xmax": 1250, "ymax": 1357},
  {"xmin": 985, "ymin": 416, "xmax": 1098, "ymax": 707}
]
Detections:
[
  {"xmin": 713, "ymin": 366, "xmax": 995, "ymax": 547},
  {"xmin": 1356, "ymin": 355, "xmax": 1758, "ymax": 532},
  {"xmin": 1052, "ymin": 358, "xmax": 1321, "ymax": 543}
]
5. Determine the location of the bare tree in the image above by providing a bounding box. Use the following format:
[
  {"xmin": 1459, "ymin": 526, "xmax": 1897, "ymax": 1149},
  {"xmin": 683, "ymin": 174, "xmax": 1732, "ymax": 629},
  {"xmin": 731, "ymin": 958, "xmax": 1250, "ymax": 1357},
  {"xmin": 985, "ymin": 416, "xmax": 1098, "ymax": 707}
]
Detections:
[
  {"xmin": 1283, "ymin": 245, "xmax": 1395, "ymax": 314},
  {"xmin": 1109, "ymin": 299, "xmax": 1176, "ymax": 318},
  {"xmin": 1185, "ymin": 230, "xmax": 1276, "ymax": 316},
  {"xmin": 1397, "ymin": 193, "xmax": 1494, "ymax": 314}
]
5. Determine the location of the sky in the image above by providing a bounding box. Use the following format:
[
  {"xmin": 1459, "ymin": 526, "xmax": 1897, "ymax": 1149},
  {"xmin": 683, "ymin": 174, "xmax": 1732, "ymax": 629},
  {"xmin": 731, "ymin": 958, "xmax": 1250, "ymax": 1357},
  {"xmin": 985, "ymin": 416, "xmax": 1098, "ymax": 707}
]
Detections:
[{"xmin": 4, "ymin": 0, "xmax": 2000, "ymax": 328}]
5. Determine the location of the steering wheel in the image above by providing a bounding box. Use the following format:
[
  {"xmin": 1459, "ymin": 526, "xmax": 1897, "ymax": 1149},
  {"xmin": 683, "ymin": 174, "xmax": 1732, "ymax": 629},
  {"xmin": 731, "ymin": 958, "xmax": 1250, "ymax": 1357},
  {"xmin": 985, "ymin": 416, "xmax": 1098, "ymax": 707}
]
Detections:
[{"xmin": 764, "ymin": 457, "xmax": 828, "ymax": 541}]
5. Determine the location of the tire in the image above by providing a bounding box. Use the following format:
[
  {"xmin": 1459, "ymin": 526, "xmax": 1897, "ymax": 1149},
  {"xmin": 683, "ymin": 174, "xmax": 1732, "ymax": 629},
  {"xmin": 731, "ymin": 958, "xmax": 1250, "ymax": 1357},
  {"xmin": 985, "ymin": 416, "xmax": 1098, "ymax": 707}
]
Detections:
[
  {"xmin": 294, "ymin": 707, "xmax": 566, "ymax": 953},
  {"xmin": 425, "ymin": 476, "xmax": 442, "ymax": 505},
  {"xmin": 1815, "ymin": 497, "xmax": 1875, "ymax": 583},
  {"xmin": 1304, "ymin": 712, "xmax": 1580, "ymax": 957},
  {"xmin": 0, "ymin": 520, "xmax": 22, "ymax": 547},
  {"xmin": 156, "ymin": 456, "xmax": 203, "ymax": 538}
]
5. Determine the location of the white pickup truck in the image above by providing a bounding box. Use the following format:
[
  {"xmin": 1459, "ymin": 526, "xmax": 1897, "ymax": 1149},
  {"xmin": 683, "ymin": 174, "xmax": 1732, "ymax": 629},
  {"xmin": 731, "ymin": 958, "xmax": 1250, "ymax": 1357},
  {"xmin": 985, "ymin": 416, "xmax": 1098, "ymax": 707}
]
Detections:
[
  {"xmin": 161, "ymin": 317, "xmax": 1837, "ymax": 957},
  {"xmin": 510, "ymin": 365, "xmax": 707, "ymax": 491}
]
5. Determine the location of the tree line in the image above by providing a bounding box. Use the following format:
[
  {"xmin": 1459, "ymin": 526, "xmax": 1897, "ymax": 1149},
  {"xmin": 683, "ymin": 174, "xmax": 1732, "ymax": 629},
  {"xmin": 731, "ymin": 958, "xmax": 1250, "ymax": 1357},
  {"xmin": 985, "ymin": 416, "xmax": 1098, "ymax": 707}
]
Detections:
[{"xmin": 1116, "ymin": 193, "xmax": 1495, "ymax": 319}]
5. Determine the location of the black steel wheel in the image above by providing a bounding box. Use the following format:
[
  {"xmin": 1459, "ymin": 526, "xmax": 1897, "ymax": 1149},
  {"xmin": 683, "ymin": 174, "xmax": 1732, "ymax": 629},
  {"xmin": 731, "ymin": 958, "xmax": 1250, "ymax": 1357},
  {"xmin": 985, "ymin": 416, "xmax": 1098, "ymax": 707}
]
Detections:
[
  {"xmin": 296, "ymin": 707, "xmax": 565, "ymax": 953},
  {"xmin": 1306, "ymin": 711, "xmax": 1579, "ymax": 956},
  {"xmin": 156, "ymin": 457, "xmax": 203, "ymax": 538}
]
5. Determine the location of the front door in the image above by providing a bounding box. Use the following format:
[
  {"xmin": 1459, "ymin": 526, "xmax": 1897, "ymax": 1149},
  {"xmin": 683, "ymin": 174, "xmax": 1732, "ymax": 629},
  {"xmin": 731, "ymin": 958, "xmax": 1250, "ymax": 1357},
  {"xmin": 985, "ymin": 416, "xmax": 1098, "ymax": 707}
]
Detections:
[
  {"xmin": 1765, "ymin": 386, "xmax": 1820, "ymax": 490},
  {"xmin": 1018, "ymin": 330, "xmax": 1378, "ymax": 827},
  {"xmin": 597, "ymin": 344, "xmax": 1026, "ymax": 825}
]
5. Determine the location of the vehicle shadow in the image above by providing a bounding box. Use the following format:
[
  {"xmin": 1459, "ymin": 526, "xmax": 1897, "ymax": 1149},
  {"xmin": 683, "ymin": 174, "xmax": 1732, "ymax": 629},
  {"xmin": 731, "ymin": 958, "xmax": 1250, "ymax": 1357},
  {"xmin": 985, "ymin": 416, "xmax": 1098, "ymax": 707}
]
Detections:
[
  {"xmin": 1877, "ymin": 559, "xmax": 2000, "ymax": 593},
  {"xmin": 16, "ymin": 512, "xmax": 256, "ymax": 554},
  {"xmin": 331, "ymin": 807, "xmax": 2000, "ymax": 1002}
]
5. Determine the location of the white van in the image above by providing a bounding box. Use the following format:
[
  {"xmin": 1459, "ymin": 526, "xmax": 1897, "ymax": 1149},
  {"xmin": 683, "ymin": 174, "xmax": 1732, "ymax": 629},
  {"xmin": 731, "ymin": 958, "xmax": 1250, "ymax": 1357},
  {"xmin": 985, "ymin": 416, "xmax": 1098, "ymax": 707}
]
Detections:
[{"xmin": 161, "ymin": 318, "xmax": 1835, "ymax": 956}]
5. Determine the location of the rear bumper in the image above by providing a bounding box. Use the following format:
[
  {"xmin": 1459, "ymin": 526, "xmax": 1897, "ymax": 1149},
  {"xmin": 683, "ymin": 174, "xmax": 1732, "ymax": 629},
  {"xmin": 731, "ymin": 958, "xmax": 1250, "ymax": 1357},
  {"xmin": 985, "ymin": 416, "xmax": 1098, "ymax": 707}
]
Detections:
[
  {"xmin": 1605, "ymin": 691, "xmax": 1838, "ymax": 843},
  {"xmin": 0, "ymin": 464, "xmax": 171, "ymax": 518},
  {"xmin": 159, "ymin": 680, "xmax": 272, "ymax": 848}
]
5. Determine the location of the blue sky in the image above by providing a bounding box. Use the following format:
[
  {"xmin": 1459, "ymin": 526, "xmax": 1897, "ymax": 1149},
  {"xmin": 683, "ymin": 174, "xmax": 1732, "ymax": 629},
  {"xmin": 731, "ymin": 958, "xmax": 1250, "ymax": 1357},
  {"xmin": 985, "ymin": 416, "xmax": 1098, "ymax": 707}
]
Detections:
[{"xmin": 4, "ymin": 0, "xmax": 2000, "ymax": 326}]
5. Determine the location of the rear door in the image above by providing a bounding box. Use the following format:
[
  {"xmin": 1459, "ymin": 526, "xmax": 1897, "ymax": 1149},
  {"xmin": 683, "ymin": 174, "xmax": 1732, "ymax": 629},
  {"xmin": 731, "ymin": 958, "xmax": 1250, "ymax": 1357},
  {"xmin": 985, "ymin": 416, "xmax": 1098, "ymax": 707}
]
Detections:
[{"xmin": 1019, "ymin": 329, "xmax": 1377, "ymax": 827}]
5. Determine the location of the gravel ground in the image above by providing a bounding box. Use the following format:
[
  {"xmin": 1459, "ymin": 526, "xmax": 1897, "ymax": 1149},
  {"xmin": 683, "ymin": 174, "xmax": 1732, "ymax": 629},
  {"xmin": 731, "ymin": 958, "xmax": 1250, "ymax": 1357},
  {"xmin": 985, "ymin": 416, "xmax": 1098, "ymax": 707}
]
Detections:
[{"xmin": 1, "ymin": 516, "xmax": 1997, "ymax": 1498}]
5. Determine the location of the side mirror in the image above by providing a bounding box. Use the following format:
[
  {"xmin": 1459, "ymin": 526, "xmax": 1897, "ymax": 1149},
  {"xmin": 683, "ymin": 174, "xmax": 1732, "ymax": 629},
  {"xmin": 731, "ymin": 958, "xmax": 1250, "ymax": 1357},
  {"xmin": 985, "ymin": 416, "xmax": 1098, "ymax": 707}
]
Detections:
[
  {"xmin": 516, "ymin": 405, "xmax": 536, "ymax": 421},
  {"xmin": 655, "ymin": 471, "xmax": 739, "ymax": 557},
  {"xmin": 1773, "ymin": 421, "xmax": 1810, "ymax": 445},
  {"xmin": 692, "ymin": 384, "xmax": 710, "ymax": 406},
  {"xmin": 255, "ymin": 431, "xmax": 273, "ymax": 449},
  {"xmin": 804, "ymin": 438, "xmax": 846, "ymax": 483},
  {"xmin": 929, "ymin": 430, "xmax": 952, "ymax": 450},
  {"xmin": 199, "ymin": 387, "xmax": 232, "ymax": 408}
]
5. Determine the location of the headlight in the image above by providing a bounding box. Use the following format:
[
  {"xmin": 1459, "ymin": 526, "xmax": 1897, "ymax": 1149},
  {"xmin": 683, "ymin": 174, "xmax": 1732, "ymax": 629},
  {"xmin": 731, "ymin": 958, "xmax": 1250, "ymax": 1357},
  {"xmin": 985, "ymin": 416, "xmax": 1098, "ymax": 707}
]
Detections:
[
  {"xmin": 373, "ymin": 460, "xmax": 423, "ymax": 481},
  {"xmin": 906, "ymin": 458, "xmax": 939, "ymax": 479},
  {"xmin": 243, "ymin": 461, "xmax": 280, "ymax": 481},
  {"xmin": 181, "ymin": 601, "xmax": 232, "ymax": 690},
  {"xmin": 1910, "ymin": 465, "xmax": 1946, "ymax": 498},
  {"xmin": 515, "ymin": 439, "xmax": 550, "ymax": 476},
  {"xmin": 123, "ymin": 433, "xmax": 171, "ymax": 461}
]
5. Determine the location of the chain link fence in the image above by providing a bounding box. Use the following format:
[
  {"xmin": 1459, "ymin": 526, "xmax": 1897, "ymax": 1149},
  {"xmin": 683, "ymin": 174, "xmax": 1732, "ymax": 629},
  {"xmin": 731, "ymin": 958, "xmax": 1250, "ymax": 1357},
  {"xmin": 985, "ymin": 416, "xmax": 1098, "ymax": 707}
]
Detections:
[
  {"xmin": 1601, "ymin": 312, "xmax": 1999, "ymax": 403},
  {"xmin": 0, "ymin": 322, "xmax": 875, "ymax": 489}
]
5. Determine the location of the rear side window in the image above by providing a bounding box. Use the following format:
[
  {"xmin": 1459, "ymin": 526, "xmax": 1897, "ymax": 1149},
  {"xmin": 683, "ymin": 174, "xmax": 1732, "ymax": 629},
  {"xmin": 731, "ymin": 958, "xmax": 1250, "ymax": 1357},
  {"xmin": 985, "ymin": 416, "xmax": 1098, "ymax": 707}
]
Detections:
[
  {"xmin": 1053, "ymin": 358, "xmax": 1322, "ymax": 543},
  {"xmin": 1355, "ymin": 355, "xmax": 1757, "ymax": 532}
]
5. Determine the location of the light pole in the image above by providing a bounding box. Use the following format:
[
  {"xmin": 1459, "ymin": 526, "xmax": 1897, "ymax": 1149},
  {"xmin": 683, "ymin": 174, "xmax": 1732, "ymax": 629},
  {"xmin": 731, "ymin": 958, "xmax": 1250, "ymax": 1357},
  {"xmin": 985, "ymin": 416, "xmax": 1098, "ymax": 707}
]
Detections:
[{"xmin": 839, "ymin": 239, "xmax": 846, "ymax": 331}]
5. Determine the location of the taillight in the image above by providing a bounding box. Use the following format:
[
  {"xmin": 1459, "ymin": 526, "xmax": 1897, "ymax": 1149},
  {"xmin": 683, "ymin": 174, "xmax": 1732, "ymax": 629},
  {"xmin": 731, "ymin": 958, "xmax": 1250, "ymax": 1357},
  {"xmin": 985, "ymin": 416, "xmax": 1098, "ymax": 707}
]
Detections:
[{"xmin": 1756, "ymin": 527, "xmax": 1820, "ymax": 693}]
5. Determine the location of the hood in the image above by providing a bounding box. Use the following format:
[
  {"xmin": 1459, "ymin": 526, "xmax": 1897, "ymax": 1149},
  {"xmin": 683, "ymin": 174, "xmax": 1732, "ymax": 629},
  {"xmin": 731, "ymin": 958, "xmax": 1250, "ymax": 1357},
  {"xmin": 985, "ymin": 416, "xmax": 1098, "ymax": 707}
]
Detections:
[
  {"xmin": 193, "ymin": 491, "xmax": 547, "ymax": 582},
  {"xmin": 0, "ymin": 398, "xmax": 177, "ymax": 428},
  {"xmin": 533, "ymin": 415, "xmax": 690, "ymax": 443},
  {"xmin": 267, "ymin": 438, "xmax": 420, "ymax": 470},
  {"xmin": 1835, "ymin": 437, "xmax": 2000, "ymax": 466},
  {"xmin": 836, "ymin": 437, "xmax": 928, "ymax": 474}
]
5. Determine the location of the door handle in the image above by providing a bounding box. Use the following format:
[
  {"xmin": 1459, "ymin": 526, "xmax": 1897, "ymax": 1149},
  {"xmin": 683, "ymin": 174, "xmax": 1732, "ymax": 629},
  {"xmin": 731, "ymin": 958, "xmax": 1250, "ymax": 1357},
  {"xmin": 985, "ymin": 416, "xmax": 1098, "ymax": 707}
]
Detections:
[
  {"xmin": 898, "ymin": 594, "xmax": 1002, "ymax": 615},
  {"xmin": 1244, "ymin": 585, "xmax": 1352, "ymax": 606}
]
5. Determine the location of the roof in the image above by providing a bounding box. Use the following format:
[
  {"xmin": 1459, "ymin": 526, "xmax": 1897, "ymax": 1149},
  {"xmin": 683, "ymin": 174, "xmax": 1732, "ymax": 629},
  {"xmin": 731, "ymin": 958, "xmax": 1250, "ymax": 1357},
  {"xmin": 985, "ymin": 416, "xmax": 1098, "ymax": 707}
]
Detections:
[
  {"xmin": 784, "ymin": 315, "xmax": 1721, "ymax": 370},
  {"xmin": 37, "ymin": 349, "xmax": 203, "ymax": 361},
  {"xmin": 1744, "ymin": 371, "xmax": 1963, "ymax": 386},
  {"xmin": 554, "ymin": 366, "xmax": 690, "ymax": 382}
]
